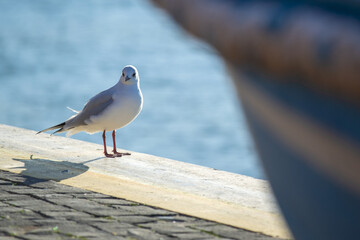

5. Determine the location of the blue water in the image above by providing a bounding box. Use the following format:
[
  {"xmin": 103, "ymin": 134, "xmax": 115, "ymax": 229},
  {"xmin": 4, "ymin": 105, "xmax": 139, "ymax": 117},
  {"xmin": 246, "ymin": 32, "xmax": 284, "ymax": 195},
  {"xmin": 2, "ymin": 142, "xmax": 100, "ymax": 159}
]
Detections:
[{"xmin": 0, "ymin": 0, "xmax": 264, "ymax": 179}]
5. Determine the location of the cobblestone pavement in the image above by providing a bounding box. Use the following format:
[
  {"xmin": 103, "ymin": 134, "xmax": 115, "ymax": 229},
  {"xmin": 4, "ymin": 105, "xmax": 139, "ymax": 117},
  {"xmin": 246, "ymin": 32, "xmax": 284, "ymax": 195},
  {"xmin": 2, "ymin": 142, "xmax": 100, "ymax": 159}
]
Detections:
[{"xmin": 0, "ymin": 170, "xmax": 280, "ymax": 240}]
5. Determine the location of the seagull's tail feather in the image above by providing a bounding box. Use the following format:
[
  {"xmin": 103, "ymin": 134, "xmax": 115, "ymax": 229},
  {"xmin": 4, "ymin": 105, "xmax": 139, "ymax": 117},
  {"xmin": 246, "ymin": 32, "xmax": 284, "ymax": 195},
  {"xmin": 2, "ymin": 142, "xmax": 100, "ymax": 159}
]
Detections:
[{"xmin": 37, "ymin": 122, "xmax": 66, "ymax": 135}]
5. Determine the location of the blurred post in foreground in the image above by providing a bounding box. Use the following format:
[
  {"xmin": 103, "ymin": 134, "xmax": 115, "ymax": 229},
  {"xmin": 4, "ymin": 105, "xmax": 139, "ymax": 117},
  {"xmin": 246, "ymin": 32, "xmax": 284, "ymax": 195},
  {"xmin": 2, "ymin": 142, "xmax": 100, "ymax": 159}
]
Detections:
[{"xmin": 152, "ymin": 1, "xmax": 360, "ymax": 239}]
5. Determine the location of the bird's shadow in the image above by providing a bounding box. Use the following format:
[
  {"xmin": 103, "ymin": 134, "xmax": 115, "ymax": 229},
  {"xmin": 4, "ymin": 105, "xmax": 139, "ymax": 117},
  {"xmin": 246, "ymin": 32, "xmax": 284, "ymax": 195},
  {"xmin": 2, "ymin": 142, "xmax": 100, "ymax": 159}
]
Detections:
[{"xmin": 10, "ymin": 156, "xmax": 102, "ymax": 186}]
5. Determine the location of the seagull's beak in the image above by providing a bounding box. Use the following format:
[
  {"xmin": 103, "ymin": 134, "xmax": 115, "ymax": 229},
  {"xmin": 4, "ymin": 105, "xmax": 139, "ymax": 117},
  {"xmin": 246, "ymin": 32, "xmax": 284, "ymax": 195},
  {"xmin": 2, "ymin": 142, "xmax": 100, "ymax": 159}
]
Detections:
[{"xmin": 125, "ymin": 76, "xmax": 131, "ymax": 81}]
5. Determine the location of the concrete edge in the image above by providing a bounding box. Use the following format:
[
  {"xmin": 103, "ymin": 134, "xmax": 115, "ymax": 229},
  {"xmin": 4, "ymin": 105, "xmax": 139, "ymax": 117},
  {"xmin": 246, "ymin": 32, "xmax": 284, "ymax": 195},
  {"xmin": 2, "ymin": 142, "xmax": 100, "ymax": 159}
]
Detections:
[{"xmin": 0, "ymin": 124, "xmax": 291, "ymax": 239}]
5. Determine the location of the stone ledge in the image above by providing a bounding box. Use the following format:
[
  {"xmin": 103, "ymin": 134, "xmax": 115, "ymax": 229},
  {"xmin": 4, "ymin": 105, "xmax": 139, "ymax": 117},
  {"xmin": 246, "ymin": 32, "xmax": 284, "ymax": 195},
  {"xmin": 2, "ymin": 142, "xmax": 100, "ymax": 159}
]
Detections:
[{"xmin": 0, "ymin": 124, "xmax": 290, "ymax": 238}]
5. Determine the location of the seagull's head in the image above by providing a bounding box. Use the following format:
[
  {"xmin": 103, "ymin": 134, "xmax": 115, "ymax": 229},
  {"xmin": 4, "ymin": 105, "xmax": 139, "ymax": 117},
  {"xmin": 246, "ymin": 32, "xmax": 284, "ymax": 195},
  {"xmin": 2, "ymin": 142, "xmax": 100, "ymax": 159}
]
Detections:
[{"xmin": 120, "ymin": 65, "xmax": 139, "ymax": 85}]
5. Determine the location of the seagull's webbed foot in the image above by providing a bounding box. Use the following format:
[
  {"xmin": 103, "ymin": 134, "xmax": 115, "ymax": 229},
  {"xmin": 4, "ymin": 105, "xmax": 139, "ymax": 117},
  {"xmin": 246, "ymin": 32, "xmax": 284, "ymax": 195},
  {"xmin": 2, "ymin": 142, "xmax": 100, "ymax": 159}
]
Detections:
[
  {"xmin": 104, "ymin": 152, "xmax": 116, "ymax": 158},
  {"xmin": 113, "ymin": 150, "xmax": 131, "ymax": 157}
]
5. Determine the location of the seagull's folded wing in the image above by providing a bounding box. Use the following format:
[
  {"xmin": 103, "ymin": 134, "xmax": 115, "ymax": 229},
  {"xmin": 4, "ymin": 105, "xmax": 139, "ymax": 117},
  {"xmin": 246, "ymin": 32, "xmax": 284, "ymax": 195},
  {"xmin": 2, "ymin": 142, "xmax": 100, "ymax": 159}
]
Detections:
[{"xmin": 66, "ymin": 88, "xmax": 115, "ymax": 128}]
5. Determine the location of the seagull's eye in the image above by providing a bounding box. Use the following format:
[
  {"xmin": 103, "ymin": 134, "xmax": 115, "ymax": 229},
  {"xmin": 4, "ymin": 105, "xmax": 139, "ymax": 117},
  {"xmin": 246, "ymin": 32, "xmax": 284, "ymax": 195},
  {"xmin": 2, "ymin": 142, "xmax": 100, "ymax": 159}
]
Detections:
[
  {"xmin": 122, "ymin": 73, "xmax": 125, "ymax": 77},
  {"xmin": 132, "ymin": 73, "xmax": 136, "ymax": 77}
]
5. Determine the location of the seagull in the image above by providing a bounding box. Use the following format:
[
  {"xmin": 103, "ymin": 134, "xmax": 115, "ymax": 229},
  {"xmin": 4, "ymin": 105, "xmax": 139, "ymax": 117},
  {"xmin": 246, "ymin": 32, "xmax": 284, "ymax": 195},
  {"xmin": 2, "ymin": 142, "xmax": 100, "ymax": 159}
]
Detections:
[{"xmin": 38, "ymin": 65, "xmax": 143, "ymax": 158}]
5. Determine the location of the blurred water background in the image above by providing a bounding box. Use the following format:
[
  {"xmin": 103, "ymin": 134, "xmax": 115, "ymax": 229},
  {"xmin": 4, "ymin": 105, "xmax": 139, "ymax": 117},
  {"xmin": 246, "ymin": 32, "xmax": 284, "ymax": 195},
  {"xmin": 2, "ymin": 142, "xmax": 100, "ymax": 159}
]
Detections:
[{"xmin": 0, "ymin": 0, "xmax": 264, "ymax": 179}]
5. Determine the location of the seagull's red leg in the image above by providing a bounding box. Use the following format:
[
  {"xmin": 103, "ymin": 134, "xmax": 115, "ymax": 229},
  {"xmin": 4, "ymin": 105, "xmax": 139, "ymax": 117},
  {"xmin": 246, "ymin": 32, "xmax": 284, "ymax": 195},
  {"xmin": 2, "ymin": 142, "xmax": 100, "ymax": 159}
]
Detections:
[
  {"xmin": 112, "ymin": 130, "xmax": 118, "ymax": 154},
  {"xmin": 112, "ymin": 130, "xmax": 131, "ymax": 157},
  {"xmin": 103, "ymin": 130, "xmax": 114, "ymax": 158}
]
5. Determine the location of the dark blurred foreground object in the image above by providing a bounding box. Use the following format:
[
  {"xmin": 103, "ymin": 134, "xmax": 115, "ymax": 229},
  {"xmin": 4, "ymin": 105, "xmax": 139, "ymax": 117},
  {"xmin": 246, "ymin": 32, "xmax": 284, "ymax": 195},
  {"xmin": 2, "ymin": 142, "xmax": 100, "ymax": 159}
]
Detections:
[{"xmin": 152, "ymin": 0, "xmax": 360, "ymax": 239}]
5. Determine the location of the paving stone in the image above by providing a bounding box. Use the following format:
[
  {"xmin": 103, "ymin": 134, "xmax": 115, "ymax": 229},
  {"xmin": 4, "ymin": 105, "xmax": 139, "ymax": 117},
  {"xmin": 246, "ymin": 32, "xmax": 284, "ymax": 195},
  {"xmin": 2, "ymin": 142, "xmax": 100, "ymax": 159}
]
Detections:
[
  {"xmin": 79, "ymin": 217, "xmax": 113, "ymax": 224},
  {"xmin": 97, "ymin": 209, "xmax": 137, "ymax": 216},
  {"xmin": 50, "ymin": 185, "xmax": 92, "ymax": 194},
  {"xmin": 184, "ymin": 219, "xmax": 219, "ymax": 228},
  {"xmin": 0, "ymin": 206, "xmax": 25, "ymax": 215},
  {"xmin": 0, "ymin": 210, "xmax": 39, "ymax": 220},
  {"xmin": 91, "ymin": 197, "xmax": 139, "ymax": 206},
  {"xmin": 170, "ymin": 232, "xmax": 217, "ymax": 239},
  {"xmin": 79, "ymin": 208, "xmax": 123, "ymax": 219},
  {"xmin": 40, "ymin": 210, "xmax": 92, "ymax": 220},
  {"xmin": 82, "ymin": 208, "xmax": 129, "ymax": 217},
  {"xmin": 46, "ymin": 197, "xmax": 105, "ymax": 209},
  {"xmin": 6, "ymin": 209, "xmax": 39, "ymax": 219},
  {"xmin": 21, "ymin": 233, "xmax": 63, "ymax": 240},
  {"xmin": 32, "ymin": 219, "xmax": 77, "ymax": 226},
  {"xmin": 115, "ymin": 215, "xmax": 157, "ymax": 224},
  {"xmin": 115, "ymin": 205, "xmax": 177, "ymax": 216},
  {"xmin": 0, "ymin": 202, "xmax": 9, "ymax": 207},
  {"xmin": 0, "ymin": 236, "xmax": 21, "ymax": 240},
  {"xmin": 127, "ymin": 228, "xmax": 172, "ymax": 240},
  {"xmin": 154, "ymin": 215, "xmax": 188, "ymax": 222},
  {"xmin": 0, "ymin": 193, "xmax": 32, "ymax": 201},
  {"xmin": 0, "ymin": 225, "xmax": 28, "ymax": 236},
  {"xmin": 84, "ymin": 236, "xmax": 127, "ymax": 240},
  {"xmin": 0, "ymin": 173, "xmax": 30, "ymax": 183},
  {"xmin": 9, "ymin": 200, "xmax": 69, "ymax": 212},
  {"xmin": 194, "ymin": 225, "xmax": 243, "ymax": 239},
  {"xmin": 0, "ymin": 183, "xmax": 13, "ymax": 187},
  {"xmin": 8, "ymin": 199, "xmax": 49, "ymax": 207},
  {"xmin": 140, "ymin": 222, "xmax": 197, "ymax": 235},
  {"xmin": 71, "ymin": 192, "xmax": 111, "ymax": 199},
  {"xmin": 158, "ymin": 215, "xmax": 218, "ymax": 228},
  {"xmin": 0, "ymin": 218, "xmax": 37, "ymax": 228},
  {"xmin": 90, "ymin": 222, "xmax": 133, "ymax": 236},
  {"xmin": 36, "ymin": 193, "xmax": 75, "ymax": 200},
  {"xmin": 6, "ymin": 188, "xmax": 56, "ymax": 196},
  {"xmin": 24, "ymin": 181, "xmax": 60, "ymax": 189},
  {"xmin": 0, "ymin": 189, "xmax": 9, "ymax": 195},
  {"xmin": 0, "ymin": 185, "xmax": 31, "ymax": 192},
  {"xmin": 90, "ymin": 221, "xmax": 134, "ymax": 233},
  {"xmin": 51, "ymin": 223, "xmax": 103, "ymax": 238},
  {"xmin": 24, "ymin": 225, "xmax": 54, "ymax": 234}
]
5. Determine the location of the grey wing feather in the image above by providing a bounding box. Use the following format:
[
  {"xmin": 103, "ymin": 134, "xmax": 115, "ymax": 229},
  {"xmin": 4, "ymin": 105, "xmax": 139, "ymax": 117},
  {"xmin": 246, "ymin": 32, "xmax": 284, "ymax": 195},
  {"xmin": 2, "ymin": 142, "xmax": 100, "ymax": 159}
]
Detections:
[{"xmin": 65, "ymin": 87, "xmax": 115, "ymax": 128}]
